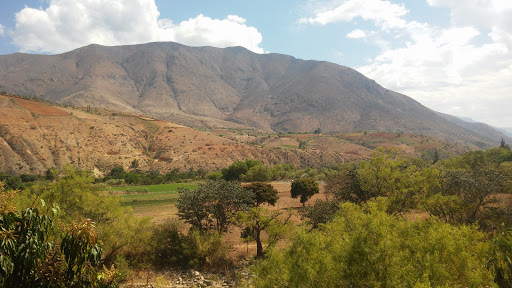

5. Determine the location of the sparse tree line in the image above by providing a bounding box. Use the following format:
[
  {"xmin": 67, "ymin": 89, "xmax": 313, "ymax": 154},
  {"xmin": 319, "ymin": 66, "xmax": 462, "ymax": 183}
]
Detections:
[{"xmin": 1, "ymin": 143, "xmax": 512, "ymax": 286}]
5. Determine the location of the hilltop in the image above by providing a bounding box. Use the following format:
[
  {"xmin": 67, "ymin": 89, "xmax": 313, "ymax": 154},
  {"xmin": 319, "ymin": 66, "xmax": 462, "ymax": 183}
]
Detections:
[{"xmin": 0, "ymin": 42, "xmax": 508, "ymax": 149}]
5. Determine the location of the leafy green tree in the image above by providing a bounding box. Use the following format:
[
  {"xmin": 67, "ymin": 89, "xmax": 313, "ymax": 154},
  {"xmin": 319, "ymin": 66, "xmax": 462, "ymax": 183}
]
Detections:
[
  {"xmin": 245, "ymin": 182, "xmax": 279, "ymax": 206},
  {"xmin": 242, "ymin": 164, "xmax": 272, "ymax": 182},
  {"xmin": 291, "ymin": 177, "xmax": 319, "ymax": 206},
  {"xmin": 177, "ymin": 180, "xmax": 254, "ymax": 232},
  {"xmin": 251, "ymin": 201, "xmax": 494, "ymax": 287},
  {"xmin": 221, "ymin": 160, "xmax": 262, "ymax": 181},
  {"xmin": 108, "ymin": 166, "xmax": 127, "ymax": 179}
]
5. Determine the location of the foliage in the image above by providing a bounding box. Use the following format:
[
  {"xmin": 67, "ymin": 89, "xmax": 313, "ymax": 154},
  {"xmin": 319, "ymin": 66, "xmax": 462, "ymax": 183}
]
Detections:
[
  {"xmin": 149, "ymin": 219, "xmax": 232, "ymax": 271},
  {"xmin": 61, "ymin": 219, "xmax": 102, "ymax": 287},
  {"xmin": 326, "ymin": 166, "xmax": 368, "ymax": 204},
  {"xmin": 108, "ymin": 166, "xmax": 127, "ymax": 180},
  {"xmin": 105, "ymin": 167, "xmax": 207, "ymax": 185},
  {"xmin": 177, "ymin": 180, "xmax": 254, "ymax": 232},
  {"xmin": 423, "ymin": 167, "xmax": 506, "ymax": 230},
  {"xmin": 251, "ymin": 201, "xmax": 494, "ymax": 288},
  {"xmin": 328, "ymin": 149, "xmax": 440, "ymax": 214},
  {"xmin": 206, "ymin": 171, "xmax": 222, "ymax": 180},
  {"xmin": 298, "ymin": 140, "xmax": 307, "ymax": 149},
  {"xmin": 221, "ymin": 160, "xmax": 262, "ymax": 181},
  {"xmin": 245, "ymin": 182, "xmax": 279, "ymax": 206},
  {"xmin": 0, "ymin": 207, "xmax": 53, "ymax": 287},
  {"xmin": 300, "ymin": 199, "xmax": 338, "ymax": 228},
  {"xmin": 45, "ymin": 167, "xmax": 60, "ymax": 181},
  {"xmin": 184, "ymin": 230, "xmax": 232, "ymax": 271},
  {"xmin": 241, "ymin": 164, "xmax": 272, "ymax": 182},
  {"xmin": 500, "ymin": 138, "xmax": 510, "ymax": 150},
  {"xmin": 16, "ymin": 165, "xmax": 151, "ymax": 268},
  {"xmin": 234, "ymin": 207, "xmax": 291, "ymax": 257},
  {"xmin": 290, "ymin": 177, "xmax": 319, "ymax": 206},
  {"xmin": 487, "ymin": 228, "xmax": 512, "ymax": 287},
  {"xmin": 150, "ymin": 219, "xmax": 187, "ymax": 268}
]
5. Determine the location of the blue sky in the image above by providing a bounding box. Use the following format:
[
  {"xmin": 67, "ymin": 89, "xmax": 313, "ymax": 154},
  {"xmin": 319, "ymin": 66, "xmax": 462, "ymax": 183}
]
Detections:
[{"xmin": 1, "ymin": 0, "xmax": 511, "ymax": 128}]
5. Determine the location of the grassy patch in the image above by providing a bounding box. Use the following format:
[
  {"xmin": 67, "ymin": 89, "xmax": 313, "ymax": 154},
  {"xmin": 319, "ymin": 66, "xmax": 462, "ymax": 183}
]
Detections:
[{"xmin": 111, "ymin": 183, "xmax": 198, "ymax": 208}]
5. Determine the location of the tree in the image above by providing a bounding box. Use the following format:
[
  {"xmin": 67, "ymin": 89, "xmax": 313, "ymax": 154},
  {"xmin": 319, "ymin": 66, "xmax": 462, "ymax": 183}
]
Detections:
[
  {"xmin": 245, "ymin": 182, "xmax": 279, "ymax": 206},
  {"xmin": 423, "ymin": 167, "xmax": 507, "ymax": 230},
  {"xmin": 290, "ymin": 177, "xmax": 319, "ymax": 206},
  {"xmin": 326, "ymin": 167, "xmax": 368, "ymax": 204},
  {"xmin": 221, "ymin": 160, "xmax": 262, "ymax": 181},
  {"xmin": 500, "ymin": 138, "xmax": 510, "ymax": 150},
  {"xmin": 300, "ymin": 199, "xmax": 338, "ymax": 228},
  {"xmin": 108, "ymin": 166, "xmax": 127, "ymax": 179},
  {"xmin": 234, "ymin": 207, "xmax": 290, "ymax": 257},
  {"xmin": 242, "ymin": 165, "xmax": 272, "ymax": 182},
  {"xmin": 177, "ymin": 180, "xmax": 255, "ymax": 232},
  {"xmin": 298, "ymin": 140, "xmax": 307, "ymax": 150}
]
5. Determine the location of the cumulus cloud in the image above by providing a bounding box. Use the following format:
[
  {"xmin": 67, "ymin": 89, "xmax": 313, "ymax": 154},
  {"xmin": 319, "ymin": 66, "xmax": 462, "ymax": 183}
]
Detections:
[
  {"xmin": 347, "ymin": 29, "xmax": 366, "ymax": 39},
  {"xmin": 301, "ymin": 0, "xmax": 512, "ymax": 126},
  {"xmin": 7, "ymin": 0, "xmax": 264, "ymax": 54}
]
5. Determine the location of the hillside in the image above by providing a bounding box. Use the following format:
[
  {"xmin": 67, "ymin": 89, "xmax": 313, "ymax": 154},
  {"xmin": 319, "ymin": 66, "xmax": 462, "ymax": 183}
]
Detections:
[
  {"xmin": 0, "ymin": 94, "xmax": 468, "ymax": 175},
  {"xmin": 0, "ymin": 42, "xmax": 508, "ymax": 148}
]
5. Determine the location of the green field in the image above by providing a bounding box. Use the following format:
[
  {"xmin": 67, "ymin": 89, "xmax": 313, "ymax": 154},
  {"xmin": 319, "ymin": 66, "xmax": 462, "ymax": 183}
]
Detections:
[{"xmin": 109, "ymin": 183, "xmax": 198, "ymax": 207}]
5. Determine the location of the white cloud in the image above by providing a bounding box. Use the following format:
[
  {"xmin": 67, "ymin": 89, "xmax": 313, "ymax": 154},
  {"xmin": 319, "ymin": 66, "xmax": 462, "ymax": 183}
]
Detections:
[
  {"xmin": 7, "ymin": 0, "xmax": 264, "ymax": 54},
  {"xmin": 299, "ymin": 0, "xmax": 408, "ymax": 29},
  {"xmin": 347, "ymin": 29, "xmax": 366, "ymax": 39},
  {"xmin": 0, "ymin": 24, "xmax": 4, "ymax": 36},
  {"xmin": 301, "ymin": 0, "xmax": 512, "ymax": 127}
]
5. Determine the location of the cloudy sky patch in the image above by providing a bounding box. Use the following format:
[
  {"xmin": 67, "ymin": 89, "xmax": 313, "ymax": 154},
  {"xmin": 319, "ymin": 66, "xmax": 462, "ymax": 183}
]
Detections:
[{"xmin": 0, "ymin": 0, "xmax": 511, "ymax": 127}]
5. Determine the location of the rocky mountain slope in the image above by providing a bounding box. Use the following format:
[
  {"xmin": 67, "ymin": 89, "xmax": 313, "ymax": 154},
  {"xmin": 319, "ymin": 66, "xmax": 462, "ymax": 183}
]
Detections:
[
  {"xmin": 0, "ymin": 94, "xmax": 470, "ymax": 175},
  {"xmin": 0, "ymin": 94, "xmax": 360, "ymax": 175},
  {"xmin": 0, "ymin": 42, "xmax": 508, "ymax": 147}
]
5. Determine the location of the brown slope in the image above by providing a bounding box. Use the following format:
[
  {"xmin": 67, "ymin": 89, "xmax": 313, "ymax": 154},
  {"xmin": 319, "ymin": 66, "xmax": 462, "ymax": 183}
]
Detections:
[
  {"xmin": 0, "ymin": 42, "xmax": 507, "ymax": 148},
  {"xmin": 0, "ymin": 94, "xmax": 363, "ymax": 175}
]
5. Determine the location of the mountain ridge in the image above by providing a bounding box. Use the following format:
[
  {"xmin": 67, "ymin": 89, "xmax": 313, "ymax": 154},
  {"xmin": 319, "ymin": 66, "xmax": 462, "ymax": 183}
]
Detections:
[{"xmin": 0, "ymin": 42, "xmax": 508, "ymax": 148}]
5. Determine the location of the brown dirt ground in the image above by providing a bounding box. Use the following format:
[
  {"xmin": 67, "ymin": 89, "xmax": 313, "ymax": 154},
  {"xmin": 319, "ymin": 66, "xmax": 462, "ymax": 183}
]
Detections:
[{"xmin": 12, "ymin": 97, "xmax": 70, "ymax": 116}]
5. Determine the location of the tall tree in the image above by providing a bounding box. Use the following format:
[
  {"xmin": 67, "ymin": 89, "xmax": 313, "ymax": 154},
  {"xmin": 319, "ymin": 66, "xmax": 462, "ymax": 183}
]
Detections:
[
  {"xmin": 177, "ymin": 180, "xmax": 255, "ymax": 232},
  {"xmin": 291, "ymin": 177, "xmax": 319, "ymax": 206}
]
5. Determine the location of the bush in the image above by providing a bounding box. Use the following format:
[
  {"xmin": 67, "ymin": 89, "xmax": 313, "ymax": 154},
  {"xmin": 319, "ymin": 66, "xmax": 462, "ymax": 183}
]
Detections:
[
  {"xmin": 251, "ymin": 201, "xmax": 494, "ymax": 287},
  {"xmin": 150, "ymin": 219, "xmax": 232, "ymax": 271},
  {"xmin": 105, "ymin": 178, "xmax": 126, "ymax": 186}
]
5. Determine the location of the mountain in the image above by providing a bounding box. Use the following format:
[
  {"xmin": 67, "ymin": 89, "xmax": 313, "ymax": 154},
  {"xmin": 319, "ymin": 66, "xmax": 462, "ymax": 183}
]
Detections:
[
  {"xmin": 0, "ymin": 42, "xmax": 508, "ymax": 148},
  {"xmin": 497, "ymin": 128, "xmax": 512, "ymax": 138}
]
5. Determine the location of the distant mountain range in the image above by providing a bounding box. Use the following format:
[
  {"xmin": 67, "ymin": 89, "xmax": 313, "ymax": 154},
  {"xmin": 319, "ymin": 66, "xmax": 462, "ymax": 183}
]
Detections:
[{"xmin": 0, "ymin": 42, "xmax": 508, "ymax": 148}]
